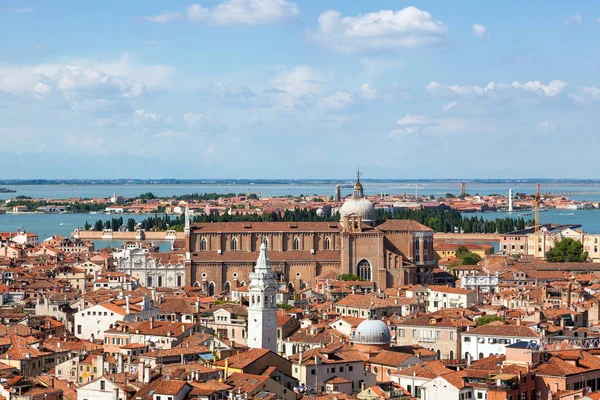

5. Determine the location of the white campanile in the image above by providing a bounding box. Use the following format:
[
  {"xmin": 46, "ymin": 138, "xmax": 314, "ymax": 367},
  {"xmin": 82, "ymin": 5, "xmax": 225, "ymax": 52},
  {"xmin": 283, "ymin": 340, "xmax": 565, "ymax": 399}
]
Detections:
[
  {"xmin": 508, "ymin": 189, "xmax": 514, "ymax": 212},
  {"xmin": 247, "ymin": 243, "xmax": 278, "ymax": 352}
]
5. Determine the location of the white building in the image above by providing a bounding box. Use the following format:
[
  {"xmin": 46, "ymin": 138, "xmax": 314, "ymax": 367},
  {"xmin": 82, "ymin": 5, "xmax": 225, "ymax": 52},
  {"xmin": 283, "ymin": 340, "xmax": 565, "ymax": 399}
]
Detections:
[
  {"xmin": 461, "ymin": 274, "xmax": 500, "ymax": 293},
  {"xmin": 405, "ymin": 285, "xmax": 477, "ymax": 313},
  {"xmin": 117, "ymin": 248, "xmax": 186, "ymax": 288},
  {"xmin": 420, "ymin": 372, "xmax": 470, "ymax": 400},
  {"xmin": 460, "ymin": 324, "xmax": 541, "ymax": 361},
  {"xmin": 8, "ymin": 231, "xmax": 38, "ymax": 246},
  {"xmin": 73, "ymin": 295, "xmax": 159, "ymax": 341},
  {"xmin": 247, "ymin": 243, "xmax": 278, "ymax": 353}
]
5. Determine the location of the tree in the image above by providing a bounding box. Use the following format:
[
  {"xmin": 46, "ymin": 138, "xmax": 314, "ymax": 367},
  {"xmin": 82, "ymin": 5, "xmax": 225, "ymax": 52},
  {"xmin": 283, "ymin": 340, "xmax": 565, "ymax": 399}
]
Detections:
[
  {"xmin": 338, "ymin": 274, "xmax": 362, "ymax": 281},
  {"xmin": 461, "ymin": 252, "xmax": 482, "ymax": 265},
  {"xmin": 84, "ymin": 221, "xmax": 92, "ymax": 231},
  {"xmin": 94, "ymin": 220, "xmax": 104, "ymax": 231},
  {"xmin": 546, "ymin": 238, "xmax": 589, "ymax": 262},
  {"xmin": 455, "ymin": 246, "xmax": 470, "ymax": 259},
  {"xmin": 476, "ymin": 316, "xmax": 506, "ymax": 326},
  {"xmin": 127, "ymin": 218, "xmax": 136, "ymax": 232}
]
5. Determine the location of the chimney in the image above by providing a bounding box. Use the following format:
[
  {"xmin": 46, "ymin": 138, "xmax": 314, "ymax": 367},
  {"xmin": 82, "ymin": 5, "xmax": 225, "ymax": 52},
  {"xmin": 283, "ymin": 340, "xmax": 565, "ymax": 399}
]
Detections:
[
  {"xmin": 196, "ymin": 298, "xmax": 200, "ymax": 313},
  {"xmin": 299, "ymin": 350, "xmax": 303, "ymax": 365},
  {"xmin": 96, "ymin": 354, "xmax": 105, "ymax": 376},
  {"xmin": 149, "ymin": 317, "xmax": 154, "ymax": 330},
  {"xmin": 125, "ymin": 295, "xmax": 131, "ymax": 315},
  {"xmin": 138, "ymin": 361, "xmax": 145, "ymax": 382},
  {"xmin": 143, "ymin": 364, "xmax": 151, "ymax": 384}
]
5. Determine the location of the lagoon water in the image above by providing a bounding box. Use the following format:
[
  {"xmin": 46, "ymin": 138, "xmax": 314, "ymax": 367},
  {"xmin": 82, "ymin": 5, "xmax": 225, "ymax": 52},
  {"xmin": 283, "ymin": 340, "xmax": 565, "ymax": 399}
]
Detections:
[
  {"xmin": 0, "ymin": 213, "xmax": 172, "ymax": 251},
  {"xmin": 3, "ymin": 182, "xmax": 600, "ymax": 201},
  {"xmin": 2, "ymin": 183, "xmax": 600, "ymax": 246}
]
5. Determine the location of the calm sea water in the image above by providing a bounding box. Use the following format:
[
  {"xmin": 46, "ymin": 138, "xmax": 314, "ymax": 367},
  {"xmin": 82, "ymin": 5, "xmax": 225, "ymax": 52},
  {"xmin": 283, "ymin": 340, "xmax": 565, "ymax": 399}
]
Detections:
[
  {"xmin": 3, "ymin": 184, "xmax": 600, "ymax": 245},
  {"xmin": 0, "ymin": 213, "xmax": 172, "ymax": 251},
  {"xmin": 2, "ymin": 182, "xmax": 600, "ymax": 201}
]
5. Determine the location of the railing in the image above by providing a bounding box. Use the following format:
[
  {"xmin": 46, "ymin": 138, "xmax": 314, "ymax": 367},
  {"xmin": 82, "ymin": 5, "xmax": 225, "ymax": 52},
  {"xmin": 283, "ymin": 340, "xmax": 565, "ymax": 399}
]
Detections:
[{"xmin": 418, "ymin": 337, "xmax": 436, "ymax": 343}]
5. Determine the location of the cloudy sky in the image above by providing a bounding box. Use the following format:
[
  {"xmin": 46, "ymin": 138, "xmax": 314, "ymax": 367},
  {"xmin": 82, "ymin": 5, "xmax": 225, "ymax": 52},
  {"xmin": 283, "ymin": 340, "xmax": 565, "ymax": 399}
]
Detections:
[{"xmin": 1, "ymin": 1, "xmax": 599, "ymax": 179}]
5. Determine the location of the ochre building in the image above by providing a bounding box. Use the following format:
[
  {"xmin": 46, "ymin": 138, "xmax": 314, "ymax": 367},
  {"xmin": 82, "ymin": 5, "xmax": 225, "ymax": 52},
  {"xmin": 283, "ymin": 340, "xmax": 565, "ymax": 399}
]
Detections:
[{"xmin": 184, "ymin": 177, "xmax": 434, "ymax": 295}]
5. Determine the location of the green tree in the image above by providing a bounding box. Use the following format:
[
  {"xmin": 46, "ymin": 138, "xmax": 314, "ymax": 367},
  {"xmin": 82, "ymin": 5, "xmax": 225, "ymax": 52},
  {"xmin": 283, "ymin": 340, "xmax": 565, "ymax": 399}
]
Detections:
[
  {"xmin": 476, "ymin": 316, "xmax": 506, "ymax": 326},
  {"xmin": 545, "ymin": 238, "xmax": 589, "ymax": 262},
  {"xmin": 127, "ymin": 218, "xmax": 136, "ymax": 232},
  {"xmin": 84, "ymin": 221, "xmax": 92, "ymax": 231},
  {"xmin": 338, "ymin": 274, "xmax": 362, "ymax": 281},
  {"xmin": 461, "ymin": 252, "xmax": 482, "ymax": 265},
  {"xmin": 94, "ymin": 220, "xmax": 103, "ymax": 231},
  {"xmin": 455, "ymin": 246, "xmax": 470, "ymax": 259}
]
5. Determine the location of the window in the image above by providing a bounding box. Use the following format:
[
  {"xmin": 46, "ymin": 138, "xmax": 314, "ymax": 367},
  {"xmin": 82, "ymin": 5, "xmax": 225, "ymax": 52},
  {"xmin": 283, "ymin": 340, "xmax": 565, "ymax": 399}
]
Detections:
[
  {"xmin": 293, "ymin": 237, "xmax": 300, "ymax": 250},
  {"xmin": 100, "ymin": 380, "xmax": 105, "ymax": 390},
  {"xmin": 373, "ymin": 367, "xmax": 378, "ymax": 373},
  {"xmin": 231, "ymin": 237, "xmax": 238, "ymax": 250},
  {"xmin": 200, "ymin": 237, "xmax": 207, "ymax": 251},
  {"xmin": 311, "ymin": 369, "xmax": 316, "ymax": 375},
  {"xmin": 399, "ymin": 329, "xmax": 405, "ymax": 338},
  {"xmin": 349, "ymin": 366, "xmax": 353, "ymax": 371},
  {"xmin": 77, "ymin": 325, "xmax": 82, "ymax": 335},
  {"xmin": 450, "ymin": 332, "xmax": 454, "ymax": 340},
  {"xmin": 324, "ymin": 237, "xmax": 331, "ymax": 250},
  {"xmin": 412, "ymin": 329, "xmax": 417, "ymax": 338}
]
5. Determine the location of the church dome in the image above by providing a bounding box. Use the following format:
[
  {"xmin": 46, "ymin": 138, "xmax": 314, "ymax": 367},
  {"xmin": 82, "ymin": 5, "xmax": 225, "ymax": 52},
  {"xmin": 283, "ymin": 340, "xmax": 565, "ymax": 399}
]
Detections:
[
  {"xmin": 353, "ymin": 319, "xmax": 391, "ymax": 345},
  {"xmin": 339, "ymin": 198, "xmax": 376, "ymax": 222}
]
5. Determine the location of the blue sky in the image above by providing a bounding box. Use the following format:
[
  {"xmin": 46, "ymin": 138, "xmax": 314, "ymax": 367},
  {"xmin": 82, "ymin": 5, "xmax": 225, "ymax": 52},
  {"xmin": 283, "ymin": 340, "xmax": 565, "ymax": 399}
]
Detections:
[{"xmin": 1, "ymin": 1, "xmax": 599, "ymax": 179}]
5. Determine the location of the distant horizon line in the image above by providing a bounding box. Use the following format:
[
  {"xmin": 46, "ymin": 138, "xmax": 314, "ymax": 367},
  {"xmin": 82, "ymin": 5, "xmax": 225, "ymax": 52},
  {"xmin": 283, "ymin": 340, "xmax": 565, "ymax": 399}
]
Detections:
[{"xmin": 2, "ymin": 178, "xmax": 600, "ymax": 184}]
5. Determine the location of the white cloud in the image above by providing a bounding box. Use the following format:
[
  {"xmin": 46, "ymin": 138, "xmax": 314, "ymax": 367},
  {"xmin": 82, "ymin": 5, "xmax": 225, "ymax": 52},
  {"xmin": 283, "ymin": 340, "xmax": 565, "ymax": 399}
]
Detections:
[
  {"xmin": 396, "ymin": 114, "xmax": 433, "ymax": 125},
  {"xmin": 536, "ymin": 120, "xmax": 556, "ymax": 133},
  {"xmin": 390, "ymin": 113, "xmax": 487, "ymax": 140},
  {"xmin": 311, "ymin": 7, "xmax": 448, "ymax": 53},
  {"xmin": 137, "ymin": 12, "xmax": 182, "ymax": 23},
  {"xmin": 564, "ymin": 14, "xmax": 583, "ymax": 26},
  {"xmin": 139, "ymin": 0, "xmax": 299, "ymax": 25},
  {"xmin": 183, "ymin": 113, "xmax": 209, "ymax": 127},
  {"xmin": 0, "ymin": 55, "xmax": 173, "ymax": 103},
  {"xmin": 271, "ymin": 66, "xmax": 323, "ymax": 97},
  {"xmin": 155, "ymin": 131, "xmax": 187, "ymax": 138},
  {"xmin": 361, "ymin": 83, "xmax": 378, "ymax": 100},
  {"xmin": 318, "ymin": 92, "xmax": 355, "ymax": 111},
  {"xmin": 427, "ymin": 80, "xmax": 568, "ymax": 98},
  {"xmin": 472, "ymin": 24, "xmax": 490, "ymax": 39},
  {"xmin": 442, "ymin": 100, "xmax": 457, "ymax": 112},
  {"xmin": 569, "ymin": 87, "xmax": 600, "ymax": 105},
  {"xmin": 134, "ymin": 109, "xmax": 168, "ymax": 124},
  {"xmin": 198, "ymin": 82, "xmax": 264, "ymax": 107}
]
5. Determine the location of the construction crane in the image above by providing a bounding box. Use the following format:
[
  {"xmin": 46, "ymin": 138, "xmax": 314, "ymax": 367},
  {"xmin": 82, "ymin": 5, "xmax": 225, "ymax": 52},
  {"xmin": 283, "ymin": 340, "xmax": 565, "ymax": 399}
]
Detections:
[{"xmin": 533, "ymin": 184, "xmax": 541, "ymax": 258}]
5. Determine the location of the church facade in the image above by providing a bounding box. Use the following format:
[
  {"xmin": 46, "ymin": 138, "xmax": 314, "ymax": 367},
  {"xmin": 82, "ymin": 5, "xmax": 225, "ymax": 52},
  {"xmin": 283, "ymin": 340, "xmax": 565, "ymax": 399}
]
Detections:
[{"xmin": 185, "ymin": 176, "xmax": 435, "ymax": 296}]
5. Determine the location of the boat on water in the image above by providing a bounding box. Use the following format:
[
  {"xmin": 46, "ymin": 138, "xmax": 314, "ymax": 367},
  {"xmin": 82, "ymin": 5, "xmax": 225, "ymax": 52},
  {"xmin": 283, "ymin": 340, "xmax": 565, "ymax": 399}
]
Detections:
[
  {"xmin": 59, "ymin": 222, "xmax": 64, "ymax": 226},
  {"xmin": 89, "ymin": 211, "xmax": 98, "ymax": 215},
  {"xmin": 559, "ymin": 213, "xmax": 574, "ymax": 216}
]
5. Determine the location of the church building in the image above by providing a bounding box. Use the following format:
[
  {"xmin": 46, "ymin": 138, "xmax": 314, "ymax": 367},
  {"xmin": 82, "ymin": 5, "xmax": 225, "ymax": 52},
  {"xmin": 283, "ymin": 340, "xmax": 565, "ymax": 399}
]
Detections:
[{"xmin": 185, "ymin": 173, "xmax": 435, "ymax": 296}]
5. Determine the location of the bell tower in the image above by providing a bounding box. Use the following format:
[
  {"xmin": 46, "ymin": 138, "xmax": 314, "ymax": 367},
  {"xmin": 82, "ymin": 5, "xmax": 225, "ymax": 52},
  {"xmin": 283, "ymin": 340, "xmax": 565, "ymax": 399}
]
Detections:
[{"xmin": 247, "ymin": 243, "xmax": 278, "ymax": 352}]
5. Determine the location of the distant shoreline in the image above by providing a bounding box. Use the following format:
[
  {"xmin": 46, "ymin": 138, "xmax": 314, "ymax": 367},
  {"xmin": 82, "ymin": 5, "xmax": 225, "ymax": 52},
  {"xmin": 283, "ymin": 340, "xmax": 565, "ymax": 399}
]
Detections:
[{"xmin": 2, "ymin": 179, "xmax": 600, "ymax": 185}]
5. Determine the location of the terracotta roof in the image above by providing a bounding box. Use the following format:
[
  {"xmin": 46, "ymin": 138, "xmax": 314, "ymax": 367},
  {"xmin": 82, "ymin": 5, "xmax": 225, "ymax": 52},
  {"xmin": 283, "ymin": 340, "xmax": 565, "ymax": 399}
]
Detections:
[
  {"xmin": 369, "ymin": 350, "xmax": 415, "ymax": 367},
  {"xmin": 464, "ymin": 324, "xmax": 539, "ymax": 338},
  {"xmin": 213, "ymin": 348, "xmax": 271, "ymax": 369},
  {"xmin": 393, "ymin": 360, "xmax": 454, "ymax": 379}
]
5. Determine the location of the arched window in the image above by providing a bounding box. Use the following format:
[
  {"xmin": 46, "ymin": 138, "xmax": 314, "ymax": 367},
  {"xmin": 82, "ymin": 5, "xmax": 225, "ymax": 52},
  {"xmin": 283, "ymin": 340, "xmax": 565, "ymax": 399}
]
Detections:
[
  {"xmin": 251, "ymin": 295, "xmax": 255, "ymax": 305},
  {"xmin": 450, "ymin": 350, "xmax": 454, "ymax": 360},
  {"xmin": 324, "ymin": 237, "xmax": 331, "ymax": 250},
  {"xmin": 157, "ymin": 276, "xmax": 163, "ymax": 287},
  {"xmin": 436, "ymin": 350, "xmax": 441, "ymax": 360},
  {"xmin": 262, "ymin": 237, "xmax": 268, "ymax": 247},
  {"xmin": 147, "ymin": 276, "xmax": 153, "ymax": 287},
  {"xmin": 357, "ymin": 259, "xmax": 372, "ymax": 281},
  {"xmin": 293, "ymin": 237, "xmax": 300, "ymax": 250},
  {"xmin": 177, "ymin": 275, "xmax": 182, "ymax": 287},
  {"xmin": 208, "ymin": 282, "xmax": 215, "ymax": 296},
  {"xmin": 231, "ymin": 237, "xmax": 238, "ymax": 251},
  {"xmin": 224, "ymin": 282, "xmax": 231, "ymax": 293},
  {"xmin": 200, "ymin": 237, "xmax": 207, "ymax": 251}
]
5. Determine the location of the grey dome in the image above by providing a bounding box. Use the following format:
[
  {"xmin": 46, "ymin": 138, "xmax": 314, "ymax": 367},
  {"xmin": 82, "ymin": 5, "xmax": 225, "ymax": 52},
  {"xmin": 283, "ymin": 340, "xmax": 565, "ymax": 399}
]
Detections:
[
  {"xmin": 353, "ymin": 319, "xmax": 391, "ymax": 345},
  {"xmin": 339, "ymin": 198, "xmax": 376, "ymax": 223}
]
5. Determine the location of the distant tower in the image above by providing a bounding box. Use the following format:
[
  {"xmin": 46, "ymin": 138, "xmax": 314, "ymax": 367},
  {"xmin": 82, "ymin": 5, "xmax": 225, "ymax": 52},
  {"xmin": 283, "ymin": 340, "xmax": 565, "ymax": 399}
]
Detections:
[
  {"xmin": 508, "ymin": 189, "xmax": 514, "ymax": 212},
  {"xmin": 247, "ymin": 243, "xmax": 278, "ymax": 352},
  {"xmin": 184, "ymin": 205, "xmax": 191, "ymax": 263},
  {"xmin": 335, "ymin": 185, "xmax": 341, "ymax": 203},
  {"xmin": 460, "ymin": 182, "xmax": 467, "ymax": 196}
]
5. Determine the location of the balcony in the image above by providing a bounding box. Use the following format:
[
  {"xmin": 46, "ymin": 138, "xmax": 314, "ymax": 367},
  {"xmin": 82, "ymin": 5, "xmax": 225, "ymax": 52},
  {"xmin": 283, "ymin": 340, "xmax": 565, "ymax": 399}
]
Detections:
[{"xmin": 418, "ymin": 337, "xmax": 436, "ymax": 343}]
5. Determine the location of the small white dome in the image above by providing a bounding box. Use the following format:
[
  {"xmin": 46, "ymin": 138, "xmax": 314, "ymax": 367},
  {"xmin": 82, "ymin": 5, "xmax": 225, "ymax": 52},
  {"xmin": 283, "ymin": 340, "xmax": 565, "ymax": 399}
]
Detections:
[
  {"xmin": 353, "ymin": 319, "xmax": 391, "ymax": 345},
  {"xmin": 316, "ymin": 208, "xmax": 324, "ymax": 217},
  {"xmin": 339, "ymin": 198, "xmax": 376, "ymax": 223}
]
